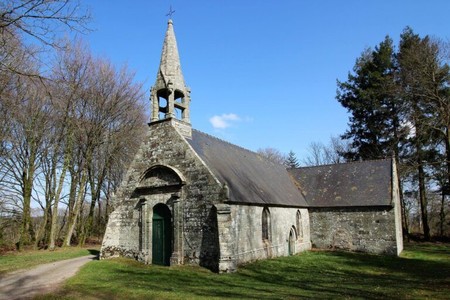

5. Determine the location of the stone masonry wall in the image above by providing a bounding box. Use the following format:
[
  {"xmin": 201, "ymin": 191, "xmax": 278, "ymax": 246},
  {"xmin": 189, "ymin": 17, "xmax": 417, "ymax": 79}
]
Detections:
[
  {"xmin": 231, "ymin": 205, "xmax": 311, "ymax": 265},
  {"xmin": 100, "ymin": 118, "xmax": 316, "ymax": 272},
  {"xmin": 101, "ymin": 119, "xmax": 224, "ymax": 269},
  {"xmin": 309, "ymin": 206, "xmax": 399, "ymax": 255}
]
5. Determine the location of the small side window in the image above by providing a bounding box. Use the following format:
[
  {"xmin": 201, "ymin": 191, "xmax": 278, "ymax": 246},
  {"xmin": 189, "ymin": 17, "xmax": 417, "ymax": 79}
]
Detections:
[
  {"xmin": 262, "ymin": 207, "xmax": 271, "ymax": 241},
  {"xmin": 297, "ymin": 210, "xmax": 303, "ymax": 241}
]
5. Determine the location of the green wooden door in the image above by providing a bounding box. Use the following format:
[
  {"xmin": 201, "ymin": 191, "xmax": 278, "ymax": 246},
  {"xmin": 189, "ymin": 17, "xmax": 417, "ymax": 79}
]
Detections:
[
  {"xmin": 152, "ymin": 204, "xmax": 172, "ymax": 266},
  {"xmin": 152, "ymin": 218, "xmax": 164, "ymax": 265}
]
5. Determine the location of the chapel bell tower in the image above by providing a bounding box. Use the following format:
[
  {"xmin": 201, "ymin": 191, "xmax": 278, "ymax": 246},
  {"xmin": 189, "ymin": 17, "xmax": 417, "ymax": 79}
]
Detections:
[{"xmin": 150, "ymin": 19, "xmax": 191, "ymax": 137}]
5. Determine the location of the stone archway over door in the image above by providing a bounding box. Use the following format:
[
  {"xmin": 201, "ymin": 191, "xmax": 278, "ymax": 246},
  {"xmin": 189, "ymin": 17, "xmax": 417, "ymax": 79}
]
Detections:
[
  {"xmin": 152, "ymin": 204, "xmax": 172, "ymax": 266},
  {"xmin": 135, "ymin": 165, "xmax": 185, "ymax": 266},
  {"xmin": 288, "ymin": 227, "xmax": 296, "ymax": 255}
]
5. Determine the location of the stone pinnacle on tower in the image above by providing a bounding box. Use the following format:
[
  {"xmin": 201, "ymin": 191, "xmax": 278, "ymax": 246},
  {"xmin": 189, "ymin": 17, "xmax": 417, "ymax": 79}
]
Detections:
[{"xmin": 150, "ymin": 18, "xmax": 191, "ymax": 124}]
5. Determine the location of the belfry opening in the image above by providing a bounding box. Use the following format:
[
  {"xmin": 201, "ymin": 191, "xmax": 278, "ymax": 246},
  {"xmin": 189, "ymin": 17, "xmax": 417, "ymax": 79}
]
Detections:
[{"xmin": 150, "ymin": 19, "xmax": 191, "ymax": 125}]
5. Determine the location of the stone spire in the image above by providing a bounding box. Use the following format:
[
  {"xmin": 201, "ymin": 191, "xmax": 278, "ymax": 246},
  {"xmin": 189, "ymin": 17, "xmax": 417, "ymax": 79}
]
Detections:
[{"xmin": 150, "ymin": 19, "xmax": 191, "ymax": 127}]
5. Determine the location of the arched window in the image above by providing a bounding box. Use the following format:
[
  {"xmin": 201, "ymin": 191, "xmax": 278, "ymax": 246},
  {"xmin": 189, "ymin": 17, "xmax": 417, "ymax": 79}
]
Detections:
[
  {"xmin": 296, "ymin": 210, "xmax": 303, "ymax": 241},
  {"xmin": 262, "ymin": 207, "xmax": 271, "ymax": 241}
]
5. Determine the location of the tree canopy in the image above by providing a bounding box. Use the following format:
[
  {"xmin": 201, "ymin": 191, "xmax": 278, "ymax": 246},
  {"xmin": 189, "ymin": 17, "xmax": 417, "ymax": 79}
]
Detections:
[
  {"xmin": 285, "ymin": 150, "xmax": 300, "ymax": 168},
  {"xmin": 337, "ymin": 27, "xmax": 450, "ymax": 239},
  {"xmin": 0, "ymin": 1, "xmax": 145, "ymax": 250}
]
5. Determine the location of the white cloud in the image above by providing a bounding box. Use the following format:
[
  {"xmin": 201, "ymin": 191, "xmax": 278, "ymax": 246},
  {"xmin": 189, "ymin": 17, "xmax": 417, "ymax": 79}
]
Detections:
[{"xmin": 209, "ymin": 113, "xmax": 241, "ymax": 129}]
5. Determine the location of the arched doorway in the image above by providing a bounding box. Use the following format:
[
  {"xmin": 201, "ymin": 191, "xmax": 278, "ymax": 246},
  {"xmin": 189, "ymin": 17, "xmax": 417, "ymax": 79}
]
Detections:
[
  {"xmin": 152, "ymin": 204, "xmax": 172, "ymax": 266},
  {"xmin": 288, "ymin": 227, "xmax": 296, "ymax": 256},
  {"xmin": 135, "ymin": 165, "xmax": 184, "ymax": 266}
]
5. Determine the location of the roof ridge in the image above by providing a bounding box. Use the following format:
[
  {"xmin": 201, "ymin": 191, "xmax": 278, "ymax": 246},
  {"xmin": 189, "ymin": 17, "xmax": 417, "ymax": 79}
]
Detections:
[
  {"xmin": 192, "ymin": 129, "xmax": 284, "ymax": 166},
  {"xmin": 294, "ymin": 157, "xmax": 391, "ymax": 170}
]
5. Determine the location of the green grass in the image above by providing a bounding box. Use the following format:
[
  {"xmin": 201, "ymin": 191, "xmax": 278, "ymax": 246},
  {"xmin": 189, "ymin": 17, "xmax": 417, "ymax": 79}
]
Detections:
[
  {"xmin": 37, "ymin": 242, "xmax": 450, "ymax": 300},
  {"xmin": 0, "ymin": 247, "xmax": 99, "ymax": 275}
]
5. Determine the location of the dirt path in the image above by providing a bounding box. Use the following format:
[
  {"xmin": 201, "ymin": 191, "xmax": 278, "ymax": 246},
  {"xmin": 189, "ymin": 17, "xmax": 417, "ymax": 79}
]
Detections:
[{"xmin": 0, "ymin": 255, "xmax": 96, "ymax": 300}]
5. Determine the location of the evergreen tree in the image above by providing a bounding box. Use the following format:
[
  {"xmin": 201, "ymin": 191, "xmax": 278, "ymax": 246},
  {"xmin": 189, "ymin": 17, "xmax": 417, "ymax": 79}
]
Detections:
[
  {"xmin": 337, "ymin": 36, "xmax": 406, "ymax": 161},
  {"xmin": 397, "ymin": 27, "xmax": 449, "ymax": 240},
  {"xmin": 337, "ymin": 27, "xmax": 450, "ymax": 239},
  {"xmin": 285, "ymin": 150, "xmax": 300, "ymax": 168}
]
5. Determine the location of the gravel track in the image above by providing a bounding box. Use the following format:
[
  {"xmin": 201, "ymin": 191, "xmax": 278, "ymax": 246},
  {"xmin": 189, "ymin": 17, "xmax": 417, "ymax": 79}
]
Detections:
[{"xmin": 0, "ymin": 254, "xmax": 96, "ymax": 299}]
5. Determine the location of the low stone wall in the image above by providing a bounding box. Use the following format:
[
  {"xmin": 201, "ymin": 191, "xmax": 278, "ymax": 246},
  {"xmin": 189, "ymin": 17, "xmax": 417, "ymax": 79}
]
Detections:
[{"xmin": 309, "ymin": 206, "xmax": 399, "ymax": 255}]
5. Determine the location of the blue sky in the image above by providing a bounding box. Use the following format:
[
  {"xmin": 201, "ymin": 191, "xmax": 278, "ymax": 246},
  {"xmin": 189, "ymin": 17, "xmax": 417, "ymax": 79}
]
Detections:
[{"xmin": 85, "ymin": 1, "xmax": 450, "ymax": 159}]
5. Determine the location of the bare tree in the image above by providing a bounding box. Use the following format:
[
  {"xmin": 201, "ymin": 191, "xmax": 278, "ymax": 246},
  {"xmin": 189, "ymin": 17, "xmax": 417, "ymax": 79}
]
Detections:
[
  {"xmin": 257, "ymin": 147, "xmax": 287, "ymax": 165},
  {"xmin": 301, "ymin": 142, "xmax": 327, "ymax": 166},
  {"xmin": 325, "ymin": 136, "xmax": 349, "ymax": 164},
  {"xmin": 0, "ymin": 0, "xmax": 90, "ymax": 47},
  {"xmin": 52, "ymin": 43, "xmax": 146, "ymax": 247},
  {"xmin": 47, "ymin": 39, "xmax": 91, "ymax": 249},
  {"xmin": 0, "ymin": 72, "xmax": 53, "ymax": 249},
  {"xmin": 0, "ymin": 7, "xmax": 148, "ymax": 248},
  {"xmin": 0, "ymin": 0, "xmax": 90, "ymax": 248},
  {"xmin": 0, "ymin": 3, "xmax": 151, "ymax": 249},
  {"xmin": 0, "ymin": 31, "xmax": 33, "ymax": 156},
  {"xmin": 77, "ymin": 58, "xmax": 146, "ymax": 246},
  {"xmin": 301, "ymin": 136, "xmax": 349, "ymax": 166}
]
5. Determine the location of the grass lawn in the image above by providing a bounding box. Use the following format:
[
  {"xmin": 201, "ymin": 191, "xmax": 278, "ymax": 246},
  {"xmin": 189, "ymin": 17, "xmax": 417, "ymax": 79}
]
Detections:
[
  {"xmin": 36, "ymin": 242, "xmax": 450, "ymax": 299},
  {"xmin": 0, "ymin": 247, "xmax": 99, "ymax": 275}
]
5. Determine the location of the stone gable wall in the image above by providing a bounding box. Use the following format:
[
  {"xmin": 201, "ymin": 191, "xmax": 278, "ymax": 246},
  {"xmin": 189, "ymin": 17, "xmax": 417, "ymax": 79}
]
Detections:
[
  {"xmin": 100, "ymin": 119, "xmax": 313, "ymax": 273},
  {"xmin": 309, "ymin": 159, "xmax": 403, "ymax": 256},
  {"xmin": 101, "ymin": 120, "xmax": 223, "ymax": 269},
  {"xmin": 309, "ymin": 206, "xmax": 399, "ymax": 255}
]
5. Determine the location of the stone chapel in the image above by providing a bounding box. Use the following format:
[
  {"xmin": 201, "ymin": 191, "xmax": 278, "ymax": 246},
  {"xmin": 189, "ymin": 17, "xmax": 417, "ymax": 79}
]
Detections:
[{"xmin": 100, "ymin": 19, "xmax": 403, "ymax": 273}]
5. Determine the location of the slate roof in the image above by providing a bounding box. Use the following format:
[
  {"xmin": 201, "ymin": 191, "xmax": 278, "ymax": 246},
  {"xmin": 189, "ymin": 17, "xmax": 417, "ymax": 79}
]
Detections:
[
  {"xmin": 288, "ymin": 159, "xmax": 393, "ymax": 207},
  {"xmin": 187, "ymin": 130, "xmax": 308, "ymax": 207}
]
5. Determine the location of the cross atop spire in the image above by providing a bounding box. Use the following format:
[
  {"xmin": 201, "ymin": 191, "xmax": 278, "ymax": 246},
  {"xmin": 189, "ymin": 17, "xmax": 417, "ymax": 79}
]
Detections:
[
  {"xmin": 166, "ymin": 5, "xmax": 175, "ymax": 19},
  {"xmin": 150, "ymin": 19, "xmax": 191, "ymax": 133},
  {"xmin": 154, "ymin": 18, "xmax": 185, "ymax": 91}
]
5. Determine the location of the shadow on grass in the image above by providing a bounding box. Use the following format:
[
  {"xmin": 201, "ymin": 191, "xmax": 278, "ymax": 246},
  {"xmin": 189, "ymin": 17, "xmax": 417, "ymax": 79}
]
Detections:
[
  {"xmin": 404, "ymin": 242, "xmax": 450, "ymax": 257},
  {"xmin": 87, "ymin": 249, "xmax": 100, "ymax": 260},
  {"xmin": 46, "ymin": 244, "xmax": 450, "ymax": 300}
]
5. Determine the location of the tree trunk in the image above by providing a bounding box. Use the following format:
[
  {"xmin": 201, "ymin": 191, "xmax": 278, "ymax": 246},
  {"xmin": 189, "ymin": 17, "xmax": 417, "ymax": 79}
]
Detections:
[
  {"xmin": 446, "ymin": 126, "xmax": 450, "ymax": 187},
  {"xmin": 78, "ymin": 196, "xmax": 96, "ymax": 247},
  {"xmin": 399, "ymin": 176, "xmax": 409, "ymax": 238},
  {"xmin": 48, "ymin": 133, "xmax": 72, "ymax": 250},
  {"xmin": 96, "ymin": 195, "xmax": 104, "ymax": 238},
  {"xmin": 76, "ymin": 186, "xmax": 87, "ymax": 242},
  {"xmin": 63, "ymin": 168, "xmax": 88, "ymax": 247},
  {"xmin": 34, "ymin": 201, "xmax": 52, "ymax": 249},
  {"xmin": 441, "ymin": 126, "xmax": 450, "ymax": 238},
  {"xmin": 67, "ymin": 169, "xmax": 78, "ymax": 220},
  {"xmin": 48, "ymin": 159, "xmax": 69, "ymax": 250},
  {"xmin": 439, "ymin": 193, "xmax": 445, "ymax": 237},
  {"xmin": 18, "ymin": 163, "xmax": 36, "ymax": 249},
  {"xmin": 105, "ymin": 178, "xmax": 112, "ymax": 222},
  {"xmin": 418, "ymin": 162, "xmax": 430, "ymax": 240},
  {"xmin": 79, "ymin": 165, "xmax": 106, "ymax": 246}
]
